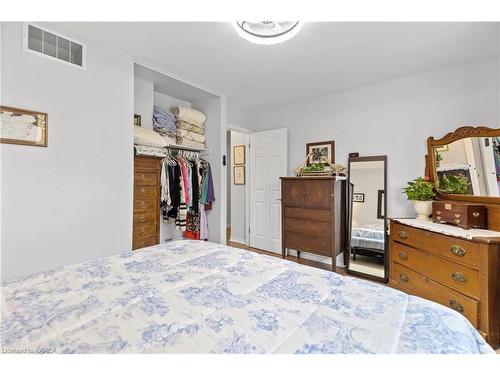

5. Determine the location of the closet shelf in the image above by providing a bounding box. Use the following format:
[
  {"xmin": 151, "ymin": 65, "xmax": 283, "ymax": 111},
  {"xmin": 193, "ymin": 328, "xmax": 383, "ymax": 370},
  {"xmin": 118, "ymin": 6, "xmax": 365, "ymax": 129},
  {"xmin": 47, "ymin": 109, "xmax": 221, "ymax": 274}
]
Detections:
[{"xmin": 166, "ymin": 144, "xmax": 206, "ymax": 152}]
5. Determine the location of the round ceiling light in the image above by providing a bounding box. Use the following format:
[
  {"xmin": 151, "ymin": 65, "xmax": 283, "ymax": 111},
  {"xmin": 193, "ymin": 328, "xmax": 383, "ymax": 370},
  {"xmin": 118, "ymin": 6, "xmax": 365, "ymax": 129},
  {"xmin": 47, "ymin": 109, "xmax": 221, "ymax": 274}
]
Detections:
[{"xmin": 232, "ymin": 21, "xmax": 302, "ymax": 45}]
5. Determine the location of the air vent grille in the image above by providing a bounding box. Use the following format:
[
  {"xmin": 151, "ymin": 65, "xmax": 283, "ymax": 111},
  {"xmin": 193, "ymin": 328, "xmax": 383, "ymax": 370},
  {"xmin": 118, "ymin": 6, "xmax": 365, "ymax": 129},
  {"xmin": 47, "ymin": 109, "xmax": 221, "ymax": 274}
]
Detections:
[{"xmin": 23, "ymin": 23, "xmax": 86, "ymax": 69}]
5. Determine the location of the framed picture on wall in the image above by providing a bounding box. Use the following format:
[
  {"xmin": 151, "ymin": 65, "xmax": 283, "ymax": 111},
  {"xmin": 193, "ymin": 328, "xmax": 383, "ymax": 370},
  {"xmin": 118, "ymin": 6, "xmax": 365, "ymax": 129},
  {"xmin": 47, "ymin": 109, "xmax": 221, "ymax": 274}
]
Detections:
[
  {"xmin": 134, "ymin": 114, "xmax": 141, "ymax": 127},
  {"xmin": 306, "ymin": 140, "xmax": 335, "ymax": 165},
  {"xmin": 353, "ymin": 193, "xmax": 365, "ymax": 203},
  {"xmin": 234, "ymin": 145, "xmax": 245, "ymax": 165},
  {"xmin": 0, "ymin": 105, "xmax": 48, "ymax": 147},
  {"xmin": 234, "ymin": 165, "xmax": 245, "ymax": 185},
  {"xmin": 377, "ymin": 190, "xmax": 385, "ymax": 218}
]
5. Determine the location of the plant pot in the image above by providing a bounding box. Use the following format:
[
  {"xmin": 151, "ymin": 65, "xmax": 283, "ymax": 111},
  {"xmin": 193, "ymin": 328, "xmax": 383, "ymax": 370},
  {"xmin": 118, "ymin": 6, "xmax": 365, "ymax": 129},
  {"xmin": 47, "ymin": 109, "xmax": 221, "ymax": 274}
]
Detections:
[{"xmin": 411, "ymin": 200, "xmax": 433, "ymax": 221}]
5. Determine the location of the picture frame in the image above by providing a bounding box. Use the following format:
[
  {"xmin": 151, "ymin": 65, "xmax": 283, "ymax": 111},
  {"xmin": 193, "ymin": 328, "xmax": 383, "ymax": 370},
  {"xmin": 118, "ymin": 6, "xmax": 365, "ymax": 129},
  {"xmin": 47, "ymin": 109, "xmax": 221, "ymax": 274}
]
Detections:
[
  {"xmin": 134, "ymin": 114, "xmax": 142, "ymax": 127},
  {"xmin": 234, "ymin": 165, "xmax": 245, "ymax": 185},
  {"xmin": 435, "ymin": 144, "xmax": 448, "ymax": 152},
  {"xmin": 306, "ymin": 140, "xmax": 335, "ymax": 165},
  {"xmin": 353, "ymin": 193, "xmax": 365, "ymax": 203},
  {"xmin": 233, "ymin": 145, "xmax": 245, "ymax": 165},
  {"xmin": 0, "ymin": 105, "xmax": 48, "ymax": 147},
  {"xmin": 377, "ymin": 189, "xmax": 385, "ymax": 218}
]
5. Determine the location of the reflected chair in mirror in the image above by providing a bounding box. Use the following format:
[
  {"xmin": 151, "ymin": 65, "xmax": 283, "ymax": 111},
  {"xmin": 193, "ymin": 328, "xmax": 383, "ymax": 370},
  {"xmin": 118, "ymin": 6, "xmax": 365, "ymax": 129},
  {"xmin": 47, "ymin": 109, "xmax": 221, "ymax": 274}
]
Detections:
[{"xmin": 346, "ymin": 155, "xmax": 388, "ymax": 282}]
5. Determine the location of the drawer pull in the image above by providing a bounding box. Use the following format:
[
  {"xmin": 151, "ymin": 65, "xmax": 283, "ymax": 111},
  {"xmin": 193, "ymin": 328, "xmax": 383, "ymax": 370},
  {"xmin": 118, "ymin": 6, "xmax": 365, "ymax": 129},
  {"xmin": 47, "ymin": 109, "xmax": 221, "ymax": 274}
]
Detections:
[
  {"xmin": 449, "ymin": 300, "xmax": 464, "ymax": 313},
  {"xmin": 140, "ymin": 187, "xmax": 146, "ymax": 193},
  {"xmin": 398, "ymin": 231, "xmax": 408, "ymax": 239},
  {"xmin": 451, "ymin": 272, "xmax": 467, "ymax": 283},
  {"xmin": 140, "ymin": 240, "xmax": 145, "ymax": 246},
  {"xmin": 436, "ymin": 210, "xmax": 442, "ymax": 215},
  {"xmin": 140, "ymin": 215, "xmax": 146, "ymax": 223},
  {"xmin": 435, "ymin": 216, "xmax": 442, "ymax": 221},
  {"xmin": 398, "ymin": 252, "xmax": 408, "ymax": 260},
  {"xmin": 399, "ymin": 273, "xmax": 409, "ymax": 282},
  {"xmin": 454, "ymin": 213, "xmax": 461, "ymax": 218},
  {"xmin": 472, "ymin": 212, "xmax": 480, "ymax": 218},
  {"xmin": 140, "ymin": 201, "xmax": 145, "ymax": 208},
  {"xmin": 450, "ymin": 245, "xmax": 466, "ymax": 257},
  {"xmin": 454, "ymin": 219, "xmax": 461, "ymax": 224}
]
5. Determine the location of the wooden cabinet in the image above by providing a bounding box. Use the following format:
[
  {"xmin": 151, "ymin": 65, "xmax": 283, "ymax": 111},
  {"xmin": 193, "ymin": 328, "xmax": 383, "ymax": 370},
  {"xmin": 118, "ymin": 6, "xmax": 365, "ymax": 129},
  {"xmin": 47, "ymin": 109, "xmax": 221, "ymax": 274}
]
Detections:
[
  {"xmin": 280, "ymin": 177, "xmax": 344, "ymax": 271},
  {"xmin": 133, "ymin": 156, "xmax": 161, "ymax": 250},
  {"xmin": 389, "ymin": 220, "xmax": 499, "ymax": 346}
]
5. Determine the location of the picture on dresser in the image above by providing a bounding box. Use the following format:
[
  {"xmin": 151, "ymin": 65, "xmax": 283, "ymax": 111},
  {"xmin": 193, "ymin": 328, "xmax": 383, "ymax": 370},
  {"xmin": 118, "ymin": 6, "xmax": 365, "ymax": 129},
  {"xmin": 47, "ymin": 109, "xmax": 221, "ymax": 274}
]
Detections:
[
  {"xmin": 306, "ymin": 140, "xmax": 335, "ymax": 165},
  {"xmin": 347, "ymin": 155, "xmax": 388, "ymax": 282},
  {"xmin": 0, "ymin": 105, "xmax": 48, "ymax": 147}
]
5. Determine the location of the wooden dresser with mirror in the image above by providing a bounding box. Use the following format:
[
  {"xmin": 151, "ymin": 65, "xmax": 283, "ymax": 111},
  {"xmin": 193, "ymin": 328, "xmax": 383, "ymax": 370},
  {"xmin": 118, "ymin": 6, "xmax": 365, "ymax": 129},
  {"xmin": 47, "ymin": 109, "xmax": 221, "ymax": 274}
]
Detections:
[{"xmin": 390, "ymin": 126, "xmax": 500, "ymax": 346}]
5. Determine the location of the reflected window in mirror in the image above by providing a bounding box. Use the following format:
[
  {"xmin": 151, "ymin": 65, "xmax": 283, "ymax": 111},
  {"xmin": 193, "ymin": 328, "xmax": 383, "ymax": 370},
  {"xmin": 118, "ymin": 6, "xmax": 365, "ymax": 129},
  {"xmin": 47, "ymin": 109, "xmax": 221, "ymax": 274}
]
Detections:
[{"xmin": 347, "ymin": 156, "xmax": 387, "ymax": 281}]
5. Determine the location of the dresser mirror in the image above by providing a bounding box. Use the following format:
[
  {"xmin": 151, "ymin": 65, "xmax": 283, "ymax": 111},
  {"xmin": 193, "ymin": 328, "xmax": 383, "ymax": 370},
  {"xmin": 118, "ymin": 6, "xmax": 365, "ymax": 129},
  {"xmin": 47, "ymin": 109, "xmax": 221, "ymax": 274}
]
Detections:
[
  {"xmin": 428, "ymin": 126, "xmax": 500, "ymax": 202},
  {"xmin": 346, "ymin": 156, "xmax": 388, "ymax": 282}
]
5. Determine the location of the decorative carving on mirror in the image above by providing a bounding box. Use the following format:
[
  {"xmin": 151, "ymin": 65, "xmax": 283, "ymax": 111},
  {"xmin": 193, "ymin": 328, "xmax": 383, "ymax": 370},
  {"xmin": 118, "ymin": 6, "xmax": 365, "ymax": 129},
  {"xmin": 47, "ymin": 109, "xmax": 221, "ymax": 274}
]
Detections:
[{"xmin": 427, "ymin": 125, "xmax": 500, "ymax": 204}]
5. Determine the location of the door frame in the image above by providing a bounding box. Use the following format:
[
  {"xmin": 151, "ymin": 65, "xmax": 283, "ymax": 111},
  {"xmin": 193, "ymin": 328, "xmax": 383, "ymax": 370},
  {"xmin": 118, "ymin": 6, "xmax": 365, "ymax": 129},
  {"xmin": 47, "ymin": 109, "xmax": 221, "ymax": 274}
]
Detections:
[{"xmin": 224, "ymin": 124, "xmax": 251, "ymax": 246}]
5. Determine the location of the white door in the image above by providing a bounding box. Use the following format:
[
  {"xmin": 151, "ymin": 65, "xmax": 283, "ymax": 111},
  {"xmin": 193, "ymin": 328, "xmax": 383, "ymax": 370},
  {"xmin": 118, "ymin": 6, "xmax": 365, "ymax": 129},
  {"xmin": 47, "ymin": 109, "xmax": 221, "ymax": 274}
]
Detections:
[{"xmin": 249, "ymin": 128, "xmax": 288, "ymax": 253}]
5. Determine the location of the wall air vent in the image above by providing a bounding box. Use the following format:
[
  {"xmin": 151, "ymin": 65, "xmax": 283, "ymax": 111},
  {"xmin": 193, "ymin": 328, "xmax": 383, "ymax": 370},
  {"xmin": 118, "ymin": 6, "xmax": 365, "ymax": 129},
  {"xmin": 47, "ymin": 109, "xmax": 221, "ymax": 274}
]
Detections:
[{"xmin": 23, "ymin": 23, "xmax": 86, "ymax": 69}]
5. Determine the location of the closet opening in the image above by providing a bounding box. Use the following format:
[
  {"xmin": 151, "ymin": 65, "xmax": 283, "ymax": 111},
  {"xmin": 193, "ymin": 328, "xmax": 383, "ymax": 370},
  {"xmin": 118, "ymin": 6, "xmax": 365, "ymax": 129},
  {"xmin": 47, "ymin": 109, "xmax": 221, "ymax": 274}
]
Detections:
[{"xmin": 225, "ymin": 127, "xmax": 250, "ymax": 247}]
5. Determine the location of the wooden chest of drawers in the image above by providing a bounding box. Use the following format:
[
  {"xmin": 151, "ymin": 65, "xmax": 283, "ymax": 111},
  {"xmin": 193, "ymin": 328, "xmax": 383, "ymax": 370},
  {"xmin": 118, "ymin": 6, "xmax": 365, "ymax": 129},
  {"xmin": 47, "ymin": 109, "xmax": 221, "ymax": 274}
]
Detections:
[
  {"xmin": 280, "ymin": 177, "xmax": 344, "ymax": 271},
  {"xmin": 133, "ymin": 156, "xmax": 161, "ymax": 250},
  {"xmin": 389, "ymin": 220, "xmax": 499, "ymax": 346}
]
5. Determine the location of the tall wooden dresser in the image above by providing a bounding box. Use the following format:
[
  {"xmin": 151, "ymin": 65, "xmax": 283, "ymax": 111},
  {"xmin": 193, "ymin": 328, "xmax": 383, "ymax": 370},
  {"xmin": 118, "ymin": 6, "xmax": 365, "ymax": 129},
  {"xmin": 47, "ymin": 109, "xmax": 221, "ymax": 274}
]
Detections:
[
  {"xmin": 280, "ymin": 177, "xmax": 344, "ymax": 271},
  {"xmin": 389, "ymin": 219, "xmax": 499, "ymax": 346},
  {"xmin": 133, "ymin": 156, "xmax": 161, "ymax": 250}
]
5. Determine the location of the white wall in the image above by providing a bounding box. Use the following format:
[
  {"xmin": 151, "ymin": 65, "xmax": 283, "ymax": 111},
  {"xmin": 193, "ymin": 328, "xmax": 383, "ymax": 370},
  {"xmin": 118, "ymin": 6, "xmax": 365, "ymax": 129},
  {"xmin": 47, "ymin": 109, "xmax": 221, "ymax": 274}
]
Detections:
[
  {"xmin": 351, "ymin": 167, "xmax": 385, "ymax": 227},
  {"xmin": 134, "ymin": 78, "xmax": 153, "ymax": 128},
  {"xmin": 229, "ymin": 130, "xmax": 249, "ymax": 244},
  {"xmin": 251, "ymin": 58, "xmax": 500, "ymax": 218},
  {"xmin": 154, "ymin": 91, "xmax": 191, "ymax": 114},
  {"xmin": 1, "ymin": 22, "xmax": 134, "ymax": 281}
]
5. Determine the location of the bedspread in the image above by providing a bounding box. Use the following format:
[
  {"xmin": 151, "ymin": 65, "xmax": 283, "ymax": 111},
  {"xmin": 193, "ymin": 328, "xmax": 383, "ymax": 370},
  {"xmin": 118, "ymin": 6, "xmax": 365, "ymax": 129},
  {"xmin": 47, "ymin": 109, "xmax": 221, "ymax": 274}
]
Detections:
[{"xmin": 1, "ymin": 241, "xmax": 493, "ymax": 354}]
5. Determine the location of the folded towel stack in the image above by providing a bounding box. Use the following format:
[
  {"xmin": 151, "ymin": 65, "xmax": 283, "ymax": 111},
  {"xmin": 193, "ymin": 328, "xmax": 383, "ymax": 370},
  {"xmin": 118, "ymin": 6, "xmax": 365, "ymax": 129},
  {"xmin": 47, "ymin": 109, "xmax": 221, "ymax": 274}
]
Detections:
[
  {"xmin": 153, "ymin": 105, "xmax": 177, "ymax": 144},
  {"xmin": 171, "ymin": 106, "xmax": 206, "ymax": 149}
]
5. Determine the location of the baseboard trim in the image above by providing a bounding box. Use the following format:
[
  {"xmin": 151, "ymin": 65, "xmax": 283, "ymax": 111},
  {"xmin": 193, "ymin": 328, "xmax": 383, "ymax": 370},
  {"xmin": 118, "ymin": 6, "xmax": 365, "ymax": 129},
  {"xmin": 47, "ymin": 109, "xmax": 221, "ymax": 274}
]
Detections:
[{"xmin": 229, "ymin": 237, "xmax": 247, "ymax": 246}]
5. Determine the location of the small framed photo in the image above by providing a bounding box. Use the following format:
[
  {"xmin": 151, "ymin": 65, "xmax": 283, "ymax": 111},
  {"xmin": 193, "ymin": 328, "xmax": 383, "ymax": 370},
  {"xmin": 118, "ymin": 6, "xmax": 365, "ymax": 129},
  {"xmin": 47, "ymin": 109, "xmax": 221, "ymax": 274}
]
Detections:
[
  {"xmin": 233, "ymin": 145, "xmax": 245, "ymax": 165},
  {"xmin": 134, "ymin": 114, "xmax": 141, "ymax": 127},
  {"xmin": 234, "ymin": 165, "xmax": 245, "ymax": 185},
  {"xmin": 0, "ymin": 105, "xmax": 48, "ymax": 147},
  {"xmin": 306, "ymin": 140, "xmax": 335, "ymax": 165},
  {"xmin": 353, "ymin": 193, "xmax": 365, "ymax": 203}
]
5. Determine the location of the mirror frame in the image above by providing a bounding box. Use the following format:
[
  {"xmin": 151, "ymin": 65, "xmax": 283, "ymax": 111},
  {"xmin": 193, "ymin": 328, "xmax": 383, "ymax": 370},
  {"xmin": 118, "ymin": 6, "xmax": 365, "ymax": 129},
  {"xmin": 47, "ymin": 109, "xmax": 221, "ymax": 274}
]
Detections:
[
  {"xmin": 427, "ymin": 125, "xmax": 500, "ymax": 204},
  {"xmin": 346, "ymin": 155, "xmax": 388, "ymax": 283}
]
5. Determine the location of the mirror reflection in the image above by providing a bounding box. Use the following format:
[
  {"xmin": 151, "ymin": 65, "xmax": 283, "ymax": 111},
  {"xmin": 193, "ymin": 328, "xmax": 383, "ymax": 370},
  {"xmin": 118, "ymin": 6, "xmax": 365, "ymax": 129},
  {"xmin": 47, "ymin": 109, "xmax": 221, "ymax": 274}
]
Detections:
[
  {"xmin": 433, "ymin": 137, "xmax": 500, "ymax": 197},
  {"xmin": 348, "ymin": 158, "xmax": 386, "ymax": 279}
]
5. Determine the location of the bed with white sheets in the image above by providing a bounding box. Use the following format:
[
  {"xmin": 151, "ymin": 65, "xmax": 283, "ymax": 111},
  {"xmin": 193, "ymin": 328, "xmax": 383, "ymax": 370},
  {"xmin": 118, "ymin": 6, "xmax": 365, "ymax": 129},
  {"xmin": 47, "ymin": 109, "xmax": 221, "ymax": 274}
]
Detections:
[
  {"xmin": 0, "ymin": 240, "xmax": 493, "ymax": 354},
  {"xmin": 350, "ymin": 223, "xmax": 385, "ymax": 251}
]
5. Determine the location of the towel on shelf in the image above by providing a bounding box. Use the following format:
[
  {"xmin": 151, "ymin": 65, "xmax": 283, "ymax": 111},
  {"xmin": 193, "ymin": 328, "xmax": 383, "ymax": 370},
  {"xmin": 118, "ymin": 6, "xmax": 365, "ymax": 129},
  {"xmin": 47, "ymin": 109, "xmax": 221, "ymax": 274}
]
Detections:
[
  {"xmin": 161, "ymin": 135, "xmax": 177, "ymax": 146},
  {"xmin": 176, "ymin": 120, "xmax": 204, "ymax": 134},
  {"xmin": 153, "ymin": 105, "xmax": 176, "ymax": 132},
  {"xmin": 171, "ymin": 106, "xmax": 206, "ymax": 127},
  {"xmin": 176, "ymin": 137, "xmax": 205, "ymax": 149},
  {"xmin": 176, "ymin": 128, "xmax": 205, "ymax": 144}
]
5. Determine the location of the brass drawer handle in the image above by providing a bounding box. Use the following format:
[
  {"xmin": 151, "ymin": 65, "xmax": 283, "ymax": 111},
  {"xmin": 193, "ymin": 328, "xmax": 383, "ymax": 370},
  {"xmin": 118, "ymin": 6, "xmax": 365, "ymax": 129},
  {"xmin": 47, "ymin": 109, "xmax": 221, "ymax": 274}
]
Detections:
[
  {"xmin": 454, "ymin": 219, "xmax": 461, "ymax": 224},
  {"xmin": 398, "ymin": 252, "xmax": 408, "ymax": 260},
  {"xmin": 435, "ymin": 216, "xmax": 442, "ymax": 221},
  {"xmin": 454, "ymin": 213, "xmax": 461, "ymax": 218},
  {"xmin": 139, "ymin": 215, "xmax": 146, "ymax": 223},
  {"xmin": 436, "ymin": 210, "xmax": 442, "ymax": 215},
  {"xmin": 399, "ymin": 273, "xmax": 409, "ymax": 282},
  {"xmin": 398, "ymin": 231, "xmax": 408, "ymax": 239},
  {"xmin": 451, "ymin": 272, "xmax": 467, "ymax": 283},
  {"xmin": 449, "ymin": 300, "xmax": 464, "ymax": 313},
  {"xmin": 140, "ymin": 240, "xmax": 145, "ymax": 246},
  {"xmin": 450, "ymin": 245, "xmax": 466, "ymax": 257},
  {"xmin": 472, "ymin": 212, "xmax": 480, "ymax": 218},
  {"xmin": 140, "ymin": 187, "xmax": 146, "ymax": 193},
  {"xmin": 140, "ymin": 201, "xmax": 146, "ymax": 208}
]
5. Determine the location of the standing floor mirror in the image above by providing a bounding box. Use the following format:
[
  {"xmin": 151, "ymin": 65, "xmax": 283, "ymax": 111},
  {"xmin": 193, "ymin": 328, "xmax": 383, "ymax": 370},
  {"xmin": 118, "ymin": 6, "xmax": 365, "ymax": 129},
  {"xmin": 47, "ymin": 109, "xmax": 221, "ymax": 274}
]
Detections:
[{"xmin": 346, "ymin": 156, "xmax": 388, "ymax": 282}]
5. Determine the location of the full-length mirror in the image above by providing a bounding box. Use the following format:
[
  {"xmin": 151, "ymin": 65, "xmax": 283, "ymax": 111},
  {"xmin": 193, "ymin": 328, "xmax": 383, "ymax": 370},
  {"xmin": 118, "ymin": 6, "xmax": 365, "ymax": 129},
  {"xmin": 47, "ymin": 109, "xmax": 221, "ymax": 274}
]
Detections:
[
  {"xmin": 428, "ymin": 127, "xmax": 500, "ymax": 201},
  {"xmin": 347, "ymin": 156, "xmax": 387, "ymax": 281}
]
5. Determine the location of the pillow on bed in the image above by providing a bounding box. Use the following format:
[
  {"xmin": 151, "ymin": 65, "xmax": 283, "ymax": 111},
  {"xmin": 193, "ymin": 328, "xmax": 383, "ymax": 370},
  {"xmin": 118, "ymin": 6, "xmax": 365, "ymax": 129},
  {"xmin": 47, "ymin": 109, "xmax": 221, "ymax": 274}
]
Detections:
[{"xmin": 134, "ymin": 126, "xmax": 168, "ymax": 147}]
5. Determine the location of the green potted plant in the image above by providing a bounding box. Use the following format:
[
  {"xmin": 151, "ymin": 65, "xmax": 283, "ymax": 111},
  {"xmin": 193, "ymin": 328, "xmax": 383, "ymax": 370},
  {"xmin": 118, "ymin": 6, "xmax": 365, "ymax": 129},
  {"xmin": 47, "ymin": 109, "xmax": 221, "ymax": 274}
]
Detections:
[
  {"xmin": 437, "ymin": 174, "xmax": 470, "ymax": 195},
  {"xmin": 435, "ymin": 150, "xmax": 443, "ymax": 168},
  {"xmin": 403, "ymin": 177, "xmax": 436, "ymax": 221}
]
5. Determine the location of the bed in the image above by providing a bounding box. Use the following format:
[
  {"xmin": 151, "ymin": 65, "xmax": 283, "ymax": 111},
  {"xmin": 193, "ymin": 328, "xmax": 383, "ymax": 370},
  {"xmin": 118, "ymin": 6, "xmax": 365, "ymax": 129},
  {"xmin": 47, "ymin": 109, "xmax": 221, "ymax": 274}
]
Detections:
[
  {"xmin": 350, "ymin": 224, "xmax": 385, "ymax": 261},
  {"xmin": 1, "ymin": 240, "xmax": 493, "ymax": 354}
]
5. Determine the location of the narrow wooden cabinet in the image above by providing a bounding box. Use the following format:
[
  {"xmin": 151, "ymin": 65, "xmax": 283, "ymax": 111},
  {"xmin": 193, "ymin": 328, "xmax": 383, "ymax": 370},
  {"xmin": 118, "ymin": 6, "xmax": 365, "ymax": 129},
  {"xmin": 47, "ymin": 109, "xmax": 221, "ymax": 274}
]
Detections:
[
  {"xmin": 389, "ymin": 220, "xmax": 500, "ymax": 346},
  {"xmin": 133, "ymin": 156, "xmax": 161, "ymax": 250},
  {"xmin": 280, "ymin": 177, "xmax": 344, "ymax": 271}
]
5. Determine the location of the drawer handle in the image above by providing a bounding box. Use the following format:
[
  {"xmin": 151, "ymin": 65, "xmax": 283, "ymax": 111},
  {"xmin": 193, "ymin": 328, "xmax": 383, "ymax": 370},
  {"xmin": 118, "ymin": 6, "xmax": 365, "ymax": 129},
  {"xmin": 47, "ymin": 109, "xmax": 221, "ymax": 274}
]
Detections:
[
  {"xmin": 398, "ymin": 252, "xmax": 408, "ymax": 260},
  {"xmin": 398, "ymin": 231, "xmax": 408, "ymax": 239},
  {"xmin": 140, "ymin": 201, "xmax": 145, "ymax": 208},
  {"xmin": 472, "ymin": 212, "xmax": 480, "ymax": 218},
  {"xmin": 436, "ymin": 210, "xmax": 442, "ymax": 215},
  {"xmin": 140, "ymin": 187, "xmax": 146, "ymax": 193},
  {"xmin": 450, "ymin": 245, "xmax": 466, "ymax": 257},
  {"xmin": 399, "ymin": 273, "xmax": 409, "ymax": 282},
  {"xmin": 449, "ymin": 300, "xmax": 464, "ymax": 314},
  {"xmin": 455, "ymin": 213, "xmax": 461, "ymax": 218},
  {"xmin": 140, "ymin": 240, "xmax": 145, "ymax": 246},
  {"xmin": 435, "ymin": 216, "xmax": 442, "ymax": 221},
  {"xmin": 454, "ymin": 219, "xmax": 461, "ymax": 224},
  {"xmin": 140, "ymin": 215, "xmax": 146, "ymax": 223},
  {"xmin": 451, "ymin": 272, "xmax": 467, "ymax": 283}
]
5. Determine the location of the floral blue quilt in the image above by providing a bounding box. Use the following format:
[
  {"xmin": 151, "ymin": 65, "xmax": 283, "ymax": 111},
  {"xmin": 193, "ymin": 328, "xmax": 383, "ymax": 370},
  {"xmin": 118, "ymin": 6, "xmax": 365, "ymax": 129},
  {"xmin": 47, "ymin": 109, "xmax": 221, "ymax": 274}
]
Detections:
[{"xmin": 1, "ymin": 241, "xmax": 493, "ymax": 354}]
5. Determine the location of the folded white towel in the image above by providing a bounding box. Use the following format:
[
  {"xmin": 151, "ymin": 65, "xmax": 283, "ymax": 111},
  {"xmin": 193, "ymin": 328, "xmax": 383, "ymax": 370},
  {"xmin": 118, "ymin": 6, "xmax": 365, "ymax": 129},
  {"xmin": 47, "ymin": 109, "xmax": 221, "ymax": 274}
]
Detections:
[
  {"xmin": 171, "ymin": 106, "xmax": 206, "ymax": 127},
  {"xmin": 134, "ymin": 126, "xmax": 168, "ymax": 148},
  {"xmin": 177, "ymin": 137, "xmax": 205, "ymax": 149},
  {"xmin": 177, "ymin": 129, "xmax": 205, "ymax": 144},
  {"xmin": 176, "ymin": 120, "xmax": 204, "ymax": 134}
]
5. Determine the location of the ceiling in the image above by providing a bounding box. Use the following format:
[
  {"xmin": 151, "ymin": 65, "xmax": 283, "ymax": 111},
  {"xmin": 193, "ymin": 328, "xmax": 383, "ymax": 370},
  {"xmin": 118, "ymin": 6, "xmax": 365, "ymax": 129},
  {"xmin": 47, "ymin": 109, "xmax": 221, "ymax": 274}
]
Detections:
[{"xmin": 53, "ymin": 22, "xmax": 500, "ymax": 110}]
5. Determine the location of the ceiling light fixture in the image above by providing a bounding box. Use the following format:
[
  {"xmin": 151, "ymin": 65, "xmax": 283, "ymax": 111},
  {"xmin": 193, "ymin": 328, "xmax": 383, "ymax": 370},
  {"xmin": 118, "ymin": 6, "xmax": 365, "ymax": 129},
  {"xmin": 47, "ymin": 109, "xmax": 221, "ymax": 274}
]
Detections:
[{"xmin": 232, "ymin": 21, "xmax": 302, "ymax": 45}]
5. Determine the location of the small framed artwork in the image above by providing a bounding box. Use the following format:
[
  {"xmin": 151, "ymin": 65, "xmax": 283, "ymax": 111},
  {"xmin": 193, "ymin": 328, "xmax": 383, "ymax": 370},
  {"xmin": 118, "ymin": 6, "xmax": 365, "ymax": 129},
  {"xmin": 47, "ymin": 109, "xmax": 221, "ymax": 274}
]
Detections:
[
  {"xmin": 0, "ymin": 105, "xmax": 48, "ymax": 147},
  {"xmin": 377, "ymin": 190, "xmax": 385, "ymax": 219},
  {"xmin": 306, "ymin": 140, "xmax": 335, "ymax": 165},
  {"xmin": 353, "ymin": 193, "xmax": 365, "ymax": 203},
  {"xmin": 234, "ymin": 145, "xmax": 245, "ymax": 165},
  {"xmin": 134, "ymin": 114, "xmax": 141, "ymax": 127},
  {"xmin": 234, "ymin": 165, "xmax": 245, "ymax": 185}
]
